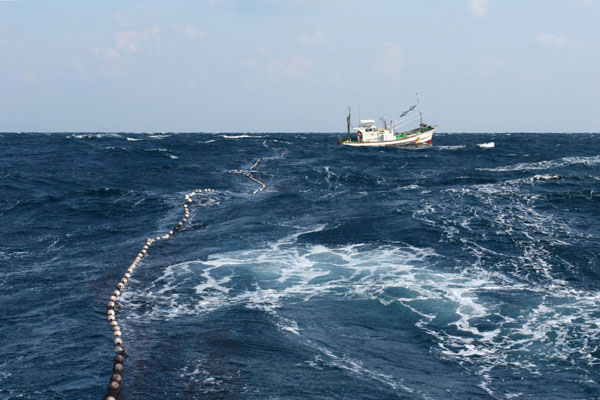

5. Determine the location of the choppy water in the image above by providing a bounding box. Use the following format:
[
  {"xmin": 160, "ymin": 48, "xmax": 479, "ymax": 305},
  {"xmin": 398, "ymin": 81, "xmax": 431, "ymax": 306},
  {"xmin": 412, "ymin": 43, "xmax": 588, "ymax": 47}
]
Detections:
[{"xmin": 1, "ymin": 132, "xmax": 599, "ymax": 399}]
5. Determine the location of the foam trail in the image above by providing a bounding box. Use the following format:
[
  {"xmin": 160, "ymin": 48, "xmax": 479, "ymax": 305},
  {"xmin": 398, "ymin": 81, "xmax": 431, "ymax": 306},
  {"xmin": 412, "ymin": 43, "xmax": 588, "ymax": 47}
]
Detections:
[{"xmin": 126, "ymin": 232, "xmax": 600, "ymax": 396}]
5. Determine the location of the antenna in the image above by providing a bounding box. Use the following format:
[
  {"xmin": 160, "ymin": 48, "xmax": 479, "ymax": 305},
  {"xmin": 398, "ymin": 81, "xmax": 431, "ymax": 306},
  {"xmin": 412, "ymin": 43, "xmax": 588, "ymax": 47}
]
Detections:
[
  {"xmin": 356, "ymin": 92, "xmax": 361, "ymax": 122},
  {"xmin": 416, "ymin": 92, "xmax": 424, "ymax": 127}
]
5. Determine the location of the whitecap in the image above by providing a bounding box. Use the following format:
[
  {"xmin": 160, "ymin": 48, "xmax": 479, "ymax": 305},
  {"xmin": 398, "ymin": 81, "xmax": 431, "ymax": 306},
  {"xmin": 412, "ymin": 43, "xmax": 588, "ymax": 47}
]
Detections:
[
  {"xmin": 222, "ymin": 134, "xmax": 262, "ymax": 139},
  {"xmin": 68, "ymin": 133, "xmax": 123, "ymax": 139},
  {"xmin": 479, "ymin": 155, "xmax": 600, "ymax": 172},
  {"xmin": 398, "ymin": 184, "xmax": 421, "ymax": 190},
  {"xmin": 437, "ymin": 145, "xmax": 466, "ymax": 150}
]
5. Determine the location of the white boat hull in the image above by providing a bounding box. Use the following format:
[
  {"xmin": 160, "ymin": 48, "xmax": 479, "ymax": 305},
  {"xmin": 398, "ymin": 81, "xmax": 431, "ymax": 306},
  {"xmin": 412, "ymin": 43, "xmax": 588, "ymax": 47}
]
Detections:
[{"xmin": 341, "ymin": 127, "xmax": 436, "ymax": 147}]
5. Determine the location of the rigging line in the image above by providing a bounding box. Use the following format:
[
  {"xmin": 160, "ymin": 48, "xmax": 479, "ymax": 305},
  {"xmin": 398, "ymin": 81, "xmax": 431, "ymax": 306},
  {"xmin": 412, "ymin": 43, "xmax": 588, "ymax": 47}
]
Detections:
[
  {"xmin": 392, "ymin": 111, "xmax": 432, "ymax": 129},
  {"xmin": 392, "ymin": 116, "xmax": 421, "ymax": 129},
  {"xmin": 392, "ymin": 109, "xmax": 431, "ymax": 127}
]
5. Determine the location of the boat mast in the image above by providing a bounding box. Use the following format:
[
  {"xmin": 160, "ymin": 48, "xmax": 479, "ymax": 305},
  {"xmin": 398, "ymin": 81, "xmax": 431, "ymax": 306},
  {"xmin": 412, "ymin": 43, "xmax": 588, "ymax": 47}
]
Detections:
[
  {"xmin": 380, "ymin": 116, "xmax": 387, "ymax": 130},
  {"xmin": 346, "ymin": 106, "xmax": 351, "ymax": 138},
  {"xmin": 416, "ymin": 92, "xmax": 424, "ymax": 127}
]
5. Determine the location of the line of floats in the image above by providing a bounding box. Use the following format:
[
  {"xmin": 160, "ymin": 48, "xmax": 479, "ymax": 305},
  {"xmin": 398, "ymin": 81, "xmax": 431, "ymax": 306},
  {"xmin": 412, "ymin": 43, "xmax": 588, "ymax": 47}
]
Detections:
[{"xmin": 104, "ymin": 159, "xmax": 269, "ymax": 399}]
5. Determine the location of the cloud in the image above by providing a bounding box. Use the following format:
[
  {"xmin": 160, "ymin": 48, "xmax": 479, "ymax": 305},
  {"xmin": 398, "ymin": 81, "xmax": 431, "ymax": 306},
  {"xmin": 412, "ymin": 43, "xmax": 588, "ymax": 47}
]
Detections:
[
  {"xmin": 242, "ymin": 57, "xmax": 258, "ymax": 68},
  {"xmin": 468, "ymin": 0, "xmax": 488, "ymax": 17},
  {"xmin": 242, "ymin": 49, "xmax": 310, "ymax": 78},
  {"xmin": 382, "ymin": 41, "xmax": 403, "ymax": 73},
  {"xmin": 174, "ymin": 23, "xmax": 206, "ymax": 40},
  {"xmin": 72, "ymin": 57, "xmax": 92, "ymax": 81},
  {"xmin": 283, "ymin": 56, "xmax": 311, "ymax": 77},
  {"xmin": 116, "ymin": 26, "xmax": 160, "ymax": 52},
  {"xmin": 533, "ymin": 32, "xmax": 570, "ymax": 48},
  {"xmin": 114, "ymin": 9, "xmax": 152, "ymax": 28},
  {"xmin": 92, "ymin": 47, "xmax": 120, "ymax": 62},
  {"xmin": 92, "ymin": 26, "xmax": 160, "ymax": 65},
  {"xmin": 298, "ymin": 30, "xmax": 324, "ymax": 46},
  {"xmin": 478, "ymin": 56, "xmax": 508, "ymax": 77}
]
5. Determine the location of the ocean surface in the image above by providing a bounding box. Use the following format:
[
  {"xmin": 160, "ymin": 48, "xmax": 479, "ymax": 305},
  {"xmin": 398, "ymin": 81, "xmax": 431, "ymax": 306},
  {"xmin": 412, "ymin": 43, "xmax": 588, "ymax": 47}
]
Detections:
[{"xmin": 1, "ymin": 132, "xmax": 599, "ymax": 399}]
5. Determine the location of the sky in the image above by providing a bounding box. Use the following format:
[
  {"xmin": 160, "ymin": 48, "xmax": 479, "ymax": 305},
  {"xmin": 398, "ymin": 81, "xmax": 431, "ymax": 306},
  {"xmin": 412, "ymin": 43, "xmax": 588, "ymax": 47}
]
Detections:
[{"xmin": 1, "ymin": 0, "xmax": 599, "ymax": 133}]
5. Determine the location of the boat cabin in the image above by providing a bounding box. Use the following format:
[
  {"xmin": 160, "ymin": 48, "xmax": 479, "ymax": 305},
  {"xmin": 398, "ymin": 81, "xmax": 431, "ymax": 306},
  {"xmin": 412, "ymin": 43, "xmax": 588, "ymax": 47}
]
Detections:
[
  {"xmin": 355, "ymin": 119, "xmax": 396, "ymax": 142},
  {"xmin": 359, "ymin": 120, "xmax": 377, "ymax": 131}
]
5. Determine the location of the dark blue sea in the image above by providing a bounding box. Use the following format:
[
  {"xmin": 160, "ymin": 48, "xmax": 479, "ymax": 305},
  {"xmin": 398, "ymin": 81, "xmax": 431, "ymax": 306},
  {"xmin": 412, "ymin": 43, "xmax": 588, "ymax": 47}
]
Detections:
[{"xmin": 1, "ymin": 132, "xmax": 600, "ymax": 399}]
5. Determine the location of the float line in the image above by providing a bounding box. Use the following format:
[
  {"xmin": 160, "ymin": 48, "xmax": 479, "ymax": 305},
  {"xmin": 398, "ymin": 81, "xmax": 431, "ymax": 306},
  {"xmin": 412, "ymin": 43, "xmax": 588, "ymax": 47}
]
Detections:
[
  {"xmin": 103, "ymin": 188, "xmax": 215, "ymax": 400},
  {"xmin": 231, "ymin": 149, "xmax": 287, "ymax": 194}
]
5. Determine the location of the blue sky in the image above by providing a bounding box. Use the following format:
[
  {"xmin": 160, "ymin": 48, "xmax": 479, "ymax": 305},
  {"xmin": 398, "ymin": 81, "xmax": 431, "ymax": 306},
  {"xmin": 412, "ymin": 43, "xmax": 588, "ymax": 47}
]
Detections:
[{"xmin": 1, "ymin": 0, "xmax": 598, "ymax": 132}]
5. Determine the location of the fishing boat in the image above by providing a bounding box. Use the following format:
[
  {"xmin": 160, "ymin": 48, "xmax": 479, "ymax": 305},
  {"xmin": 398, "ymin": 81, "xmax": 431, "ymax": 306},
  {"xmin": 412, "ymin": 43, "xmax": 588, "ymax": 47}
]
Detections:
[{"xmin": 338, "ymin": 94, "xmax": 437, "ymax": 147}]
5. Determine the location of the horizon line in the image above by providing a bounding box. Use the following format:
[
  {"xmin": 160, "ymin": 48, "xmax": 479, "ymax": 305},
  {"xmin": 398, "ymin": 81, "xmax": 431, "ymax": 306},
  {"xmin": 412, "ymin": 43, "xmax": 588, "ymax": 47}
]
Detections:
[{"xmin": 1, "ymin": 131, "xmax": 600, "ymax": 135}]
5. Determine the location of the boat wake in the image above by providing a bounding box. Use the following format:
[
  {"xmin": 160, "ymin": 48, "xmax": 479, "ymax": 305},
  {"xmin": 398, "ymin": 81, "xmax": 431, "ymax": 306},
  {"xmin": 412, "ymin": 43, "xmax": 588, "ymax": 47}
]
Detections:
[{"xmin": 118, "ymin": 220, "xmax": 600, "ymax": 397}]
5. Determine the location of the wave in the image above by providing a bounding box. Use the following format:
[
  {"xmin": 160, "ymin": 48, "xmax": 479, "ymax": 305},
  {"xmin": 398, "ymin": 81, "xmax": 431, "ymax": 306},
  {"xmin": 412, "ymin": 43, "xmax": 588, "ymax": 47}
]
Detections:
[
  {"xmin": 398, "ymin": 184, "xmax": 421, "ymax": 190},
  {"xmin": 67, "ymin": 133, "xmax": 123, "ymax": 139},
  {"xmin": 436, "ymin": 145, "xmax": 466, "ymax": 150},
  {"xmin": 222, "ymin": 135, "xmax": 263, "ymax": 139},
  {"xmin": 4, "ymin": 131, "xmax": 599, "ymax": 398},
  {"xmin": 117, "ymin": 224, "xmax": 600, "ymax": 396},
  {"xmin": 480, "ymin": 155, "xmax": 600, "ymax": 172}
]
